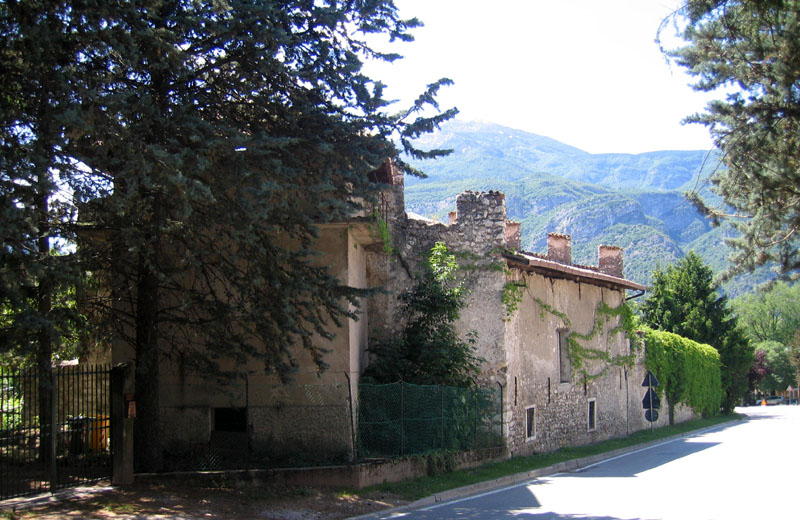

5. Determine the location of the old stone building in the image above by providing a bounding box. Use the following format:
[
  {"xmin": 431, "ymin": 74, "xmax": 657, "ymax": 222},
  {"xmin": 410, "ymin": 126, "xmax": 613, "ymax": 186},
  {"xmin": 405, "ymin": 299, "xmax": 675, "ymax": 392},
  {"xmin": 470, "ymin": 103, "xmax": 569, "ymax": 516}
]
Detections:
[
  {"xmin": 111, "ymin": 159, "xmax": 693, "ymax": 465},
  {"xmin": 365, "ymin": 162, "xmax": 690, "ymax": 456}
]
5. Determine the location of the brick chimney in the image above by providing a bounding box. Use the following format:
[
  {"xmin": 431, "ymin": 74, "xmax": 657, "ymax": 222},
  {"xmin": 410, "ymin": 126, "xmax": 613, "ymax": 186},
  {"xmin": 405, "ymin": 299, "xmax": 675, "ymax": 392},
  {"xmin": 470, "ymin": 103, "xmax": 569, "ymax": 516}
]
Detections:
[
  {"xmin": 598, "ymin": 245, "xmax": 624, "ymax": 278},
  {"xmin": 547, "ymin": 233, "xmax": 572, "ymax": 264},
  {"xmin": 504, "ymin": 221, "xmax": 521, "ymax": 251}
]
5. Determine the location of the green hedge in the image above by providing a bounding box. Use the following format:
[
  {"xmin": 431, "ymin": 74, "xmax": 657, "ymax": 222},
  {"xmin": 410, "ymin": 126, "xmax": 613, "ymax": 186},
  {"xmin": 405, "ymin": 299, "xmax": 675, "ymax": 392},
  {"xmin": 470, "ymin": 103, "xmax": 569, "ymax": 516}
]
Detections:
[{"xmin": 644, "ymin": 327, "xmax": 722, "ymax": 421}]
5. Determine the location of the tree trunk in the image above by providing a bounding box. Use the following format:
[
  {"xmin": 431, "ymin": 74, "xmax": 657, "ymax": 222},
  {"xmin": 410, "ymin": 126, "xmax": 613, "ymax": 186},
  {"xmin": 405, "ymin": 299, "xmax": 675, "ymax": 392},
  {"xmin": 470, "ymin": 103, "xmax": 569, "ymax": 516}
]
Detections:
[
  {"xmin": 133, "ymin": 251, "xmax": 163, "ymax": 472},
  {"xmin": 36, "ymin": 170, "xmax": 53, "ymax": 464}
]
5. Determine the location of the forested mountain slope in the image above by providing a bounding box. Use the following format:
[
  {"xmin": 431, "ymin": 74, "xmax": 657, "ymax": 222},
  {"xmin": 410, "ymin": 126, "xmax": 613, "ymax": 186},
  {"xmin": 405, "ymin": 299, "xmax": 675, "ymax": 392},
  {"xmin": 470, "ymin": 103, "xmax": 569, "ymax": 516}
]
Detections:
[{"xmin": 405, "ymin": 120, "xmax": 768, "ymax": 294}]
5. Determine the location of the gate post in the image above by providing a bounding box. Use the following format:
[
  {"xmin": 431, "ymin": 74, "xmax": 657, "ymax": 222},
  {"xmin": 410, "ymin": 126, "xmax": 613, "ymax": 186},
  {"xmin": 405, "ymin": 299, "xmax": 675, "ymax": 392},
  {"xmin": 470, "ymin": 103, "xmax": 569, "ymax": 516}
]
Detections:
[
  {"xmin": 111, "ymin": 363, "xmax": 135, "ymax": 485},
  {"xmin": 49, "ymin": 369, "xmax": 57, "ymax": 492}
]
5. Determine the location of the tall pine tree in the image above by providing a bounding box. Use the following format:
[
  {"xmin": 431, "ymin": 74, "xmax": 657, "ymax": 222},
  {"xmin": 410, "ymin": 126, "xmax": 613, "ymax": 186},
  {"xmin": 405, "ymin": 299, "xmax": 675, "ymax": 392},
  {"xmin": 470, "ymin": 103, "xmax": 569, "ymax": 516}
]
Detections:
[
  {"xmin": 1, "ymin": 0, "xmax": 455, "ymax": 471},
  {"xmin": 1, "ymin": 1, "xmax": 91, "ymax": 462},
  {"xmin": 665, "ymin": 1, "xmax": 800, "ymax": 280},
  {"xmin": 641, "ymin": 252, "xmax": 752, "ymax": 412}
]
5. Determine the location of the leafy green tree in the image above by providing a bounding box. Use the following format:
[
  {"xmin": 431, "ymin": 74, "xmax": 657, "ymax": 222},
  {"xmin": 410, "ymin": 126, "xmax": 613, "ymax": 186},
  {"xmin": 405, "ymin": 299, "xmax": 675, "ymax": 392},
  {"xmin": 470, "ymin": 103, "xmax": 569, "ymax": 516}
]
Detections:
[
  {"xmin": 363, "ymin": 242, "xmax": 482, "ymax": 386},
  {"xmin": 789, "ymin": 331, "xmax": 800, "ymax": 392},
  {"xmin": 732, "ymin": 282, "xmax": 800, "ymax": 393},
  {"xmin": 665, "ymin": 1, "xmax": 800, "ymax": 280},
  {"xmin": 751, "ymin": 341, "xmax": 797, "ymax": 394},
  {"xmin": 732, "ymin": 282, "xmax": 800, "ymax": 345},
  {"xmin": 2, "ymin": 1, "xmax": 454, "ymax": 471},
  {"xmin": 641, "ymin": 252, "xmax": 752, "ymax": 412}
]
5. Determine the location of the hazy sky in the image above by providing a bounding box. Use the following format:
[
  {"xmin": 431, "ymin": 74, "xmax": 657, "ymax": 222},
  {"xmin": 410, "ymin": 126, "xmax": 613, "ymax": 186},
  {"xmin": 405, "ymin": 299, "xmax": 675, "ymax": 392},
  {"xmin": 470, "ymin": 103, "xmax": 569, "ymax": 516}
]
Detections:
[{"xmin": 364, "ymin": 0, "xmax": 718, "ymax": 154}]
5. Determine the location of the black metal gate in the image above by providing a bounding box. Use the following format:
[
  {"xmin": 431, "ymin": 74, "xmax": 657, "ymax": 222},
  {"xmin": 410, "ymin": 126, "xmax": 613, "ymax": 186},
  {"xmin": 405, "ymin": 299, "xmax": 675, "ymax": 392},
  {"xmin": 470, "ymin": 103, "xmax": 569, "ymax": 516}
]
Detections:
[{"xmin": 0, "ymin": 364, "xmax": 112, "ymax": 500}]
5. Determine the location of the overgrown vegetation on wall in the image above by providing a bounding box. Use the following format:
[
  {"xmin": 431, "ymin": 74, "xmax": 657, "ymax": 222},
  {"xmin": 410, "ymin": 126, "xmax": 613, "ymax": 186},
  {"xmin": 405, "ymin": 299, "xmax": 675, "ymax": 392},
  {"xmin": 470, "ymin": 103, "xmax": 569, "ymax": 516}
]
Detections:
[
  {"xmin": 644, "ymin": 327, "xmax": 722, "ymax": 424},
  {"xmin": 532, "ymin": 296, "xmax": 639, "ymax": 380},
  {"xmin": 363, "ymin": 242, "xmax": 483, "ymax": 386},
  {"xmin": 641, "ymin": 252, "xmax": 751, "ymax": 414}
]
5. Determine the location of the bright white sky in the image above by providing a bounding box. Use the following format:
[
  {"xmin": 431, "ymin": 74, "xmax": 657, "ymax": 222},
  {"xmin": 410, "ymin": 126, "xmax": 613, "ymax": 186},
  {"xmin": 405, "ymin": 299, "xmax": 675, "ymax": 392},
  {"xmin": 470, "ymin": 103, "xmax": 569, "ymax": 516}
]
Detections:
[{"xmin": 364, "ymin": 0, "xmax": 717, "ymax": 154}]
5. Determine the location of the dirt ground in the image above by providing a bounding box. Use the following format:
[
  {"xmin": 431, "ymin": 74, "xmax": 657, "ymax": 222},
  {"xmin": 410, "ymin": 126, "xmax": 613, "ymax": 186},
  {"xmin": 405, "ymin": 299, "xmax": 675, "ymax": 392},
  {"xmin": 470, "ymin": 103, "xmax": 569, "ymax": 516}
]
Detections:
[{"xmin": 1, "ymin": 480, "xmax": 408, "ymax": 519}]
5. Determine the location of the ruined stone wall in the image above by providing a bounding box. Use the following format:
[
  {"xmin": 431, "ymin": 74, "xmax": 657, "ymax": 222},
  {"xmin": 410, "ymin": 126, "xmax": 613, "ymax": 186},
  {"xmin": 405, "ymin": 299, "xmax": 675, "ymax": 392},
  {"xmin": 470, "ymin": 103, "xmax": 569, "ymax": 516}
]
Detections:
[
  {"xmin": 362, "ymin": 171, "xmax": 696, "ymax": 458},
  {"xmin": 365, "ymin": 190, "xmax": 511, "ymax": 389}
]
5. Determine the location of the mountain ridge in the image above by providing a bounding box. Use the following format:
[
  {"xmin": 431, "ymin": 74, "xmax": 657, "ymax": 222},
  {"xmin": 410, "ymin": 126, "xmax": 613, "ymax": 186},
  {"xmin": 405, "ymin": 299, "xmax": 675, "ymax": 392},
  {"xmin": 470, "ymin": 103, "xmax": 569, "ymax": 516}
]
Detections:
[{"xmin": 404, "ymin": 120, "xmax": 766, "ymax": 295}]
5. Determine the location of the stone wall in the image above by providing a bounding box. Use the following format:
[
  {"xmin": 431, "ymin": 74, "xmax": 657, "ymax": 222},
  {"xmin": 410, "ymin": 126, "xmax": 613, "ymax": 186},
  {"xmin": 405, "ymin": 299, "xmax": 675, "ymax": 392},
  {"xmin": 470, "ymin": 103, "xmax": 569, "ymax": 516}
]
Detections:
[
  {"xmin": 502, "ymin": 273, "xmax": 631, "ymax": 454},
  {"xmin": 151, "ymin": 224, "xmax": 369, "ymax": 465},
  {"xmin": 158, "ymin": 374, "xmax": 355, "ymax": 467},
  {"xmin": 145, "ymin": 158, "xmax": 697, "ymax": 468},
  {"xmin": 362, "ymin": 175, "xmax": 697, "ymax": 457},
  {"xmin": 365, "ymin": 189, "xmax": 511, "ymax": 384},
  {"xmin": 499, "ymin": 269, "xmax": 696, "ymax": 455}
]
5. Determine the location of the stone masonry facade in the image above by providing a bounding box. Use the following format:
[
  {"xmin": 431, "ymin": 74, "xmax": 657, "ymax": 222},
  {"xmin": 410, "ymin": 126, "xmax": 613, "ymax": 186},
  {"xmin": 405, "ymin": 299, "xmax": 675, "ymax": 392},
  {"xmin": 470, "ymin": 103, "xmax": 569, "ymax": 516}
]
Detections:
[
  {"xmin": 364, "ymin": 161, "xmax": 694, "ymax": 456},
  {"xmin": 117, "ymin": 159, "xmax": 696, "ymax": 466}
]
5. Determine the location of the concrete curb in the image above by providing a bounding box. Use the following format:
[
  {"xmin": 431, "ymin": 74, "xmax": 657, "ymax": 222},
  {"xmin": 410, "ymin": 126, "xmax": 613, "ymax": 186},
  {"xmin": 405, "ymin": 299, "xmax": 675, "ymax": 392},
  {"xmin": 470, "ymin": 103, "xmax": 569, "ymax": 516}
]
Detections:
[{"xmin": 349, "ymin": 420, "xmax": 734, "ymax": 519}]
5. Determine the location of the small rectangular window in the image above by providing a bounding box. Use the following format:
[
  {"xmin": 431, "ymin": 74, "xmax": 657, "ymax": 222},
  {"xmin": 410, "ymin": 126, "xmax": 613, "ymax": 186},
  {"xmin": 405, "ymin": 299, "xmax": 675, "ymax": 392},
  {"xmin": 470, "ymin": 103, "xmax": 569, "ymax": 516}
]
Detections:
[
  {"xmin": 558, "ymin": 330, "xmax": 571, "ymax": 383},
  {"xmin": 526, "ymin": 406, "xmax": 536, "ymax": 440},
  {"xmin": 587, "ymin": 399, "xmax": 597, "ymax": 431},
  {"xmin": 214, "ymin": 407, "xmax": 247, "ymax": 432}
]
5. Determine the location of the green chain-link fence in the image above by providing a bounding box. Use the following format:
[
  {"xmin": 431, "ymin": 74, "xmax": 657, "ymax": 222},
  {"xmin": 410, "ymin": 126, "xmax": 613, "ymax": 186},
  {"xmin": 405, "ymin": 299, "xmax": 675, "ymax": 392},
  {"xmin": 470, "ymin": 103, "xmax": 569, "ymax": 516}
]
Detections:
[{"xmin": 357, "ymin": 382, "xmax": 503, "ymax": 458}]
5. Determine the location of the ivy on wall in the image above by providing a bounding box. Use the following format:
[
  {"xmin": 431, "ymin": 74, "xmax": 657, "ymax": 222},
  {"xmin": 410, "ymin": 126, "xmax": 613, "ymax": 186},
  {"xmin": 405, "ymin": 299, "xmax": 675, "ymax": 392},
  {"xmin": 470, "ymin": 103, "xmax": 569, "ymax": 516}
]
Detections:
[
  {"xmin": 643, "ymin": 327, "xmax": 722, "ymax": 423},
  {"xmin": 531, "ymin": 295, "xmax": 640, "ymax": 380},
  {"xmin": 501, "ymin": 281, "xmax": 525, "ymax": 321}
]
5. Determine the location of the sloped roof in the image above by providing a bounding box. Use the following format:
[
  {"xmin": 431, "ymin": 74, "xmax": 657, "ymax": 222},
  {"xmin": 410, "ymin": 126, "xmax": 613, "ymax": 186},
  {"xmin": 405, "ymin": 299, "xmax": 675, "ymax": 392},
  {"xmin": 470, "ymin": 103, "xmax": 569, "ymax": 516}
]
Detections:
[{"xmin": 503, "ymin": 251, "xmax": 646, "ymax": 292}]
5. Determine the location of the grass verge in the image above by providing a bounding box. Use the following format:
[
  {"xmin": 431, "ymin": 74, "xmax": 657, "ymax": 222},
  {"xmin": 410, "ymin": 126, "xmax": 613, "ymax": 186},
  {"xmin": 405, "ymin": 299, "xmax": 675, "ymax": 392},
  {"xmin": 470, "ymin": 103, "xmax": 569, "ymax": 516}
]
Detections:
[{"xmin": 365, "ymin": 414, "xmax": 740, "ymax": 501}]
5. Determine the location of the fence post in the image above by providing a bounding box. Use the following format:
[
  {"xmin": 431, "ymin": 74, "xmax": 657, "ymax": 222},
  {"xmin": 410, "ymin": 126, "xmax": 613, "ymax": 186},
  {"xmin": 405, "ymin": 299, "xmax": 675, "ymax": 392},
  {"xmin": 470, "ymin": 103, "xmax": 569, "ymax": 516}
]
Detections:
[
  {"xmin": 49, "ymin": 369, "xmax": 57, "ymax": 492},
  {"xmin": 400, "ymin": 382, "xmax": 404, "ymax": 457},
  {"xmin": 440, "ymin": 385, "xmax": 444, "ymax": 450},
  {"xmin": 111, "ymin": 363, "xmax": 134, "ymax": 485}
]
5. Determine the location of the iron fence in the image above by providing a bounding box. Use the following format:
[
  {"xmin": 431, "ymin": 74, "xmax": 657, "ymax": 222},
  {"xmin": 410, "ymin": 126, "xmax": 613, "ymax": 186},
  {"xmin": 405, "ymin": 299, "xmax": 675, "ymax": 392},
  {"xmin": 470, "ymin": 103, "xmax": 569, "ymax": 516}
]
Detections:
[
  {"xmin": 0, "ymin": 364, "xmax": 112, "ymax": 500},
  {"xmin": 357, "ymin": 382, "xmax": 504, "ymax": 458}
]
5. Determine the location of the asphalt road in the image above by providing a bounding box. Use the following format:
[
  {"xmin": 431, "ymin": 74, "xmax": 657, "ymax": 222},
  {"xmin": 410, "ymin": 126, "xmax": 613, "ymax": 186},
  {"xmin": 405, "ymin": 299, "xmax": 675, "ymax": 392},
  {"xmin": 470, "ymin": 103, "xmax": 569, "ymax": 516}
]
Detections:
[{"xmin": 363, "ymin": 405, "xmax": 799, "ymax": 520}]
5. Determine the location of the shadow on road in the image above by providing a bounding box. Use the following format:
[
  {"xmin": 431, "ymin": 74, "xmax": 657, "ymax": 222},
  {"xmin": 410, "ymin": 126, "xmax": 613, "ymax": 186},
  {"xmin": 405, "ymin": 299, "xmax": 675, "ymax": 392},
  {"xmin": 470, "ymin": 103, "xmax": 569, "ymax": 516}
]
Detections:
[
  {"xmin": 389, "ymin": 485, "xmax": 651, "ymax": 520},
  {"xmin": 388, "ymin": 485, "xmax": 645, "ymax": 519},
  {"xmin": 568, "ymin": 439, "xmax": 719, "ymax": 478}
]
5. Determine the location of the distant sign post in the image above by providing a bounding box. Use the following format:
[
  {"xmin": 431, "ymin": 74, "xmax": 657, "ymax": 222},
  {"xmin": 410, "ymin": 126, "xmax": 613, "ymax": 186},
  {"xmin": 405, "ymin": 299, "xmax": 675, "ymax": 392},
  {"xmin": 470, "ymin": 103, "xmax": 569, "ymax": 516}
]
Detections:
[{"xmin": 642, "ymin": 371, "xmax": 660, "ymax": 430}]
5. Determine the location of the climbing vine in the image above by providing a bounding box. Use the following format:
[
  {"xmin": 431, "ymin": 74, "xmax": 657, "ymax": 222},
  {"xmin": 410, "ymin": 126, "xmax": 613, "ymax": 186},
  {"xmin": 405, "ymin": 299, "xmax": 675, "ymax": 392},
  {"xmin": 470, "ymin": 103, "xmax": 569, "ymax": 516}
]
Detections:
[
  {"xmin": 501, "ymin": 281, "xmax": 525, "ymax": 321},
  {"xmin": 371, "ymin": 208, "xmax": 395, "ymax": 255},
  {"xmin": 532, "ymin": 296, "xmax": 640, "ymax": 380}
]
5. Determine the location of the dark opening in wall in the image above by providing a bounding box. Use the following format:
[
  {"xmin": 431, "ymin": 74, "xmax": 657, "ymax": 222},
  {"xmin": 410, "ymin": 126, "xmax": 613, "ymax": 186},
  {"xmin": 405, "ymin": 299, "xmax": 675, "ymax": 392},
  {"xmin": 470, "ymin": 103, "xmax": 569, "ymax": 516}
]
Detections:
[
  {"xmin": 558, "ymin": 329, "xmax": 571, "ymax": 383},
  {"xmin": 514, "ymin": 377, "xmax": 518, "ymax": 406},
  {"xmin": 214, "ymin": 407, "xmax": 247, "ymax": 432},
  {"xmin": 526, "ymin": 406, "xmax": 535, "ymax": 439}
]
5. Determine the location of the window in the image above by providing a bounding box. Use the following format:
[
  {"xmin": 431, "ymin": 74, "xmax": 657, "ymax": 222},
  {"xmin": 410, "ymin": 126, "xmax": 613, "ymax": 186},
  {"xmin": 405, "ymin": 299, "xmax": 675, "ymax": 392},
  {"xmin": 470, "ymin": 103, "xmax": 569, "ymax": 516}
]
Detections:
[
  {"xmin": 587, "ymin": 399, "xmax": 597, "ymax": 431},
  {"xmin": 214, "ymin": 407, "xmax": 247, "ymax": 432},
  {"xmin": 526, "ymin": 406, "xmax": 536, "ymax": 440},
  {"xmin": 558, "ymin": 330, "xmax": 571, "ymax": 383}
]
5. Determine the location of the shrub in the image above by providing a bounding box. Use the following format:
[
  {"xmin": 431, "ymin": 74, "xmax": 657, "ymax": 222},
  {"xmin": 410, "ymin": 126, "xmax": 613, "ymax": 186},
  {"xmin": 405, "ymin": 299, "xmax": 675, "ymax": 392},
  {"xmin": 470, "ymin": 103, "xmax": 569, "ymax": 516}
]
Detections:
[{"xmin": 644, "ymin": 327, "xmax": 722, "ymax": 422}]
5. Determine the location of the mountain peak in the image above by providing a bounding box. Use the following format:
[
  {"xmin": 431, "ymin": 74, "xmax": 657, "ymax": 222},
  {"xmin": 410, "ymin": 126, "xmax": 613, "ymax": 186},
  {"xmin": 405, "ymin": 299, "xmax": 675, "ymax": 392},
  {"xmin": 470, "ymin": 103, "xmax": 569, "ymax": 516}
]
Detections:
[{"xmin": 411, "ymin": 119, "xmax": 714, "ymax": 191}]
